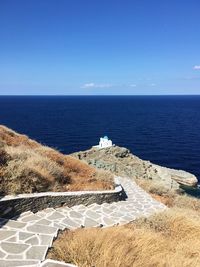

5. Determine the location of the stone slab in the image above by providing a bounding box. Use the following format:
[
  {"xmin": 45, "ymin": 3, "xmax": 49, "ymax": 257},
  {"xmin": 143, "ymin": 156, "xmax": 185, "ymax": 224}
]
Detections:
[
  {"xmin": 26, "ymin": 245, "xmax": 48, "ymax": 260},
  {"xmin": 0, "ymin": 260, "xmax": 40, "ymax": 266},
  {"xmin": 26, "ymin": 224, "xmax": 58, "ymax": 236},
  {"xmin": 85, "ymin": 210, "xmax": 102, "ymax": 220},
  {"xmin": 19, "ymin": 232, "xmax": 35, "ymax": 241},
  {"xmin": 1, "ymin": 242, "xmax": 29, "ymax": 254},
  {"xmin": 21, "ymin": 214, "xmax": 42, "ymax": 223},
  {"xmin": 25, "ymin": 236, "xmax": 40, "ymax": 245},
  {"xmin": 40, "ymin": 259, "xmax": 77, "ymax": 267},
  {"xmin": 4, "ymin": 220, "xmax": 27, "ymax": 229},
  {"xmin": 0, "ymin": 230, "xmax": 16, "ymax": 241},
  {"xmin": 83, "ymin": 217, "xmax": 99, "ymax": 228},
  {"xmin": 47, "ymin": 211, "xmax": 65, "ymax": 220},
  {"xmin": 39, "ymin": 235, "xmax": 54, "ymax": 246},
  {"xmin": 62, "ymin": 218, "xmax": 80, "ymax": 229}
]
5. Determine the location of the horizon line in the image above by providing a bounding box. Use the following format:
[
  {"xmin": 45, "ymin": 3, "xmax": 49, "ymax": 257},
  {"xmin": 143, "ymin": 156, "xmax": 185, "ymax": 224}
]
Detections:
[{"xmin": 0, "ymin": 94, "xmax": 200, "ymax": 97}]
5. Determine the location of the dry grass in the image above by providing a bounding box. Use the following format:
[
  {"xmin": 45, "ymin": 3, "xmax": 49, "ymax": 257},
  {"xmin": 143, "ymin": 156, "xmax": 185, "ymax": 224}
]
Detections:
[
  {"xmin": 136, "ymin": 178, "xmax": 200, "ymax": 211},
  {"xmin": 68, "ymin": 169, "xmax": 114, "ymax": 191},
  {"xmin": 48, "ymin": 207, "xmax": 200, "ymax": 267},
  {"xmin": 0, "ymin": 125, "xmax": 114, "ymax": 195},
  {"xmin": 136, "ymin": 179, "xmax": 174, "ymax": 196},
  {"xmin": 0, "ymin": 125, "xmax": 39, "ymax": 148}
]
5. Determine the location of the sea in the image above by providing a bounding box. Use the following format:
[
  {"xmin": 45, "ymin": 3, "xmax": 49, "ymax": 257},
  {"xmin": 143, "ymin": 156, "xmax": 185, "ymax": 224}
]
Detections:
[{"xmin": 0, "ymin": 95, "xmax": 200, "ymax": 187}]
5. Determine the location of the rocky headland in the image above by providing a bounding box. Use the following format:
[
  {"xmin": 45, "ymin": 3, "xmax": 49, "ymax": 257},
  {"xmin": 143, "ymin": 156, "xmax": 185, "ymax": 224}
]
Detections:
[{"xmin": 71, "ymin": 145, "xmax": 198, "ymax": 190}]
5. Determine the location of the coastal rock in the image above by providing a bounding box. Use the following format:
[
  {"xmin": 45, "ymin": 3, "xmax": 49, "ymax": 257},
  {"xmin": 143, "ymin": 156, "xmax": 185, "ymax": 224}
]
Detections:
[{"xmin": 71, "ymin": 146, "xmax": 198, "ymax": 190}]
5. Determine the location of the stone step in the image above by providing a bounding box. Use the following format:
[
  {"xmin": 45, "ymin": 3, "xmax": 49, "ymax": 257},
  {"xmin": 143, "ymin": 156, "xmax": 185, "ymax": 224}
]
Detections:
[
  {"xmin": 0, "ymin": 229, "xmax": 54, "ymax": 247},
  {"xmin": 2, "ymin": 219, "xmax": 59, "ymax": 237},
  {"xmin": 40, "ymin": 259, "xmax": 78, "ymax": 266},
  {"xmin": 26, "ymin": 223, "xmax": 59, "ymax": 237},
  {"xmin": 0, "ymin": 259, "xmax": 40, "ymax": 267},
  {"xmin": 0, "ymin": 176, "xmax": 167, "ymax": 266},
  {"xmin": 1, "ymin": 219, "xmax": 28, "ymax": 231},
  {"xmin": 0, "ymin": 241, "xmax": 49, "ymax": 261}
]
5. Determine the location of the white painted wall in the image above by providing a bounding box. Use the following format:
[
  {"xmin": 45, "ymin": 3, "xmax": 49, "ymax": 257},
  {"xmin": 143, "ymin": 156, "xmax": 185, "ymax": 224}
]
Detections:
[{"xmin": 99, "ymin": 137, "xmax": 112, "ymax": 148}]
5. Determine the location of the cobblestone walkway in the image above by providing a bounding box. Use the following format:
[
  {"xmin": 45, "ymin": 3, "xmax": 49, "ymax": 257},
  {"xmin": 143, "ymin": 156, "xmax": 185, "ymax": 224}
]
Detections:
[{"xmin": 0, "ymin": 177, "xmax": 166, "ymax": 267}]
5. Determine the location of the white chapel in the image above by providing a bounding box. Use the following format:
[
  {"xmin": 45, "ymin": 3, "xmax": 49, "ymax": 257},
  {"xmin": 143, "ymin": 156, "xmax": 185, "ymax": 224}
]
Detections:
[{"xmin": 94, "ymin": 136, "xmax": 113, "ymax": 149}]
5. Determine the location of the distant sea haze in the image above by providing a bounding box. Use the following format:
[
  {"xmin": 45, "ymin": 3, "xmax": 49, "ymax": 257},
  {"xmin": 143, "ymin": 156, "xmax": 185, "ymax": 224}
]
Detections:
[{"xmin": 0, "ymin": 95, "xmax": 200, "ymax": 183}]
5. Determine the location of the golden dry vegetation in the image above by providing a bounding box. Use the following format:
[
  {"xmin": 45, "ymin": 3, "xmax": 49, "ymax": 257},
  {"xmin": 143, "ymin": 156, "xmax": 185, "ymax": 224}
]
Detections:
[
  {"xmin": 0, "ymin": 125, "xmax": 114, "ymax": 195},
  {"xmin": 48, "ymin": 181, "xmax": 200, "ymax": 267},
  {"xmin": 136, "ymin": 179, "xmax": 200, "ymax": 210}
]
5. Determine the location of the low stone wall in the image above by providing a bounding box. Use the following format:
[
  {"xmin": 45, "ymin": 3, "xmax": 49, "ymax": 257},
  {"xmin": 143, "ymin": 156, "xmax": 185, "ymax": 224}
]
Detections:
[{"xmin": 0, "ymin": 178, "xmax": 126, "ymax": 218}]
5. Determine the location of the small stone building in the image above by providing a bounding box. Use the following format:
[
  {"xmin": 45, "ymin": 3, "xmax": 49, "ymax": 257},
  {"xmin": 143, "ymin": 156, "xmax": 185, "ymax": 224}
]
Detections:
[{"xmin": 95, "ymin": 136, "xmax": 113, "ymax": 149}]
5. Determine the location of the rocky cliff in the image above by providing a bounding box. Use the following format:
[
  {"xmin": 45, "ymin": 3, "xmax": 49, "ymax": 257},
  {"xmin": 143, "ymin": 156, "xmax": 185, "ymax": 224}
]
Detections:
[{"xmin": 71, "ymin": 146, "xmax": 198, "ymax": 190}]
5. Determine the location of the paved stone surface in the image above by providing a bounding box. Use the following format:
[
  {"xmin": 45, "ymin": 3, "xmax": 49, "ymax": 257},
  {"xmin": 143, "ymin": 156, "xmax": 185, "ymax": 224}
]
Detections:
[
  {"xmin": 40, "ymin": 259, "xmax": 77, "ymax": 267},
  {"xmin": 26, "ymin": 224, "xmax": 58, "ymax": 236},
  {"xmin": 0, "ymin": 176, "xmax": 166, "ymax": 266},
  {"xmin": 0, "ymin": 260, "xmax": 40, "ymax": 266},
  {"xmin": 1, "ymin": 242, "xmax": 29, "ymax": 254},
  {"xmin": 0, "ymin": 230, "xmax": 16, "ymax": 241},
  {"xmin": 26, "ymin": 245, "xmax": 48, "ymax": 260}
]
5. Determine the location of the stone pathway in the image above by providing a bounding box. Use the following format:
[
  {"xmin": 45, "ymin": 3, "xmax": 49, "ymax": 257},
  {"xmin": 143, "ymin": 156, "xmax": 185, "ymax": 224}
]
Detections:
[{"xmin": 0, "ymin": 177, "xmax": 166, "ymax": 267}]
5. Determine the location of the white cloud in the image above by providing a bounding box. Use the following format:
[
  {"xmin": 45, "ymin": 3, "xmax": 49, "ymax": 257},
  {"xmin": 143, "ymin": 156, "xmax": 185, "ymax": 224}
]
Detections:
[
  {"xmin": 130, "ymin": 84, "xmax": 137, "ymax": 87},
  {"xmin": 81, "ymin": 83, "xmax": 112, "ymax": 89},
  {"xmin": 97, "ymin": 84, "xmax": 112, "ymax": 88},
  {"xmin": 81, "ymin": 83, "xmax": 95, "ymax": 88},
  {"xmin": 193, "ymin": 65, "xmax": 200, "ymax": 70},
  {"xmin": 150, "ymin": 83, "xmax": 156, "ymax": 86}
]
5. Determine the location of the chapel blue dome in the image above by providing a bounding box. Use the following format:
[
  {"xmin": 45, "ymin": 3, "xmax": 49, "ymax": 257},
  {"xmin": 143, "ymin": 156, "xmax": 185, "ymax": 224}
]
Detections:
[{"xmin": 103, "ymin": 136, "xmax": 109, "ymax": 140}]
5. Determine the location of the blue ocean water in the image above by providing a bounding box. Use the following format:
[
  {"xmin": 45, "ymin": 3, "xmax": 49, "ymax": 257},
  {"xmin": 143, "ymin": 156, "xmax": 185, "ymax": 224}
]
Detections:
[{"xmin": 0, "ymin": 95, "xmax": 200, "ymax": 183}]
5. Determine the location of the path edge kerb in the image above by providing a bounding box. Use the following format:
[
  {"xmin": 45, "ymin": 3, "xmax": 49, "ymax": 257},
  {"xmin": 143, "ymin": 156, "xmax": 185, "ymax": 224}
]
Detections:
[{"xmin": 0, "ymin": 177, "xmax": 126, "ymax": 218}]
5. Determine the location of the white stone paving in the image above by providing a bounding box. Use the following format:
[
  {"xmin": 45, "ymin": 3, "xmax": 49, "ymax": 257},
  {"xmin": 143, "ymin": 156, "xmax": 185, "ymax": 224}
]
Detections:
[{"xmin": 0, "ymin": 177, "xmax": 166, "ymax": 266}]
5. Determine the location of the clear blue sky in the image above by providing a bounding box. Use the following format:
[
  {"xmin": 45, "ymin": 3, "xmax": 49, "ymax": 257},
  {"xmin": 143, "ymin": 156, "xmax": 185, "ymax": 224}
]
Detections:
[{"xmin": 0, "ymin": 0, "xmax": 200, "ymax": 95}]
